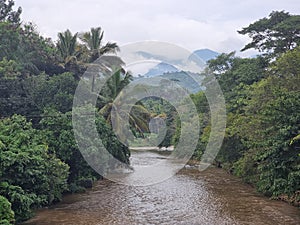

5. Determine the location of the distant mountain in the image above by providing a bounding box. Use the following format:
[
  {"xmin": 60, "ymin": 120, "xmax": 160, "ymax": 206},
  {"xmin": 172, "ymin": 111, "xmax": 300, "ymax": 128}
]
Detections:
[
  {"xmin": 131, "ymin": 48, "xmax": 217, "ymax": 94},
  {"xmin": 134, "ymin": 71, "xmax": 203, "ymax": 94},
  {"xmin": 158, "ymin": 71, "xmax": 203, "ymax": 93},
  {"xmin": 134, "ymin": 49, "xmax": 217, "ymax": 78},
  {"xmin": 190, "ymin": 49, "xmax": 220, "ymax": 63},
  {"xmin": 144, "ymin": 62, "xmax": 179, "ymax": 78}
]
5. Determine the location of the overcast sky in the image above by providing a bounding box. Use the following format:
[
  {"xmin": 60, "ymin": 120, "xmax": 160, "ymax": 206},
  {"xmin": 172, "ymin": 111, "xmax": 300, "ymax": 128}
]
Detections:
[{"xmin": 19, "ymin": 0, "xmax": 299, "ymax": 57}]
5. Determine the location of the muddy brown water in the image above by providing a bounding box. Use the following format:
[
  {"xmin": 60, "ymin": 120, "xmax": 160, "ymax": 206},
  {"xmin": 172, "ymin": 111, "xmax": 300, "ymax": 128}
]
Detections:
[{"xmin": 23, "ymin": 151, "xmax": 300, "ymax": 225}]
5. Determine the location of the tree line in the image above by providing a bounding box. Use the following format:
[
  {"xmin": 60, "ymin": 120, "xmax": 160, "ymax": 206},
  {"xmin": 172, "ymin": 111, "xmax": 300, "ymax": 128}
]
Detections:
[
  {"xmin": 173, "ymin": 10, "xmax": 300, "ymax": 206},
  {"xmin": 0, "ymin": 0, "xmax": 140, "ymax": 223},
  {"xmin": 0, "ymin": 0, "xmax": 299, "ymax": 223}
]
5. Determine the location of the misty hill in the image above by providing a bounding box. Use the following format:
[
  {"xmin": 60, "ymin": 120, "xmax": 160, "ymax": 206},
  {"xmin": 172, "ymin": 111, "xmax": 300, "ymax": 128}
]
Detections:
[
  {"xmin": 135, "ymin": 49, "xmax": 219, "ymax": 79},
  {"xmin": 134, "ymin": 71, "xmax": 203, "ymax": 94},
  {"xmin": 140, "ymin": 49, "xmax": 219, "ymax": 78},
  {"xmin": 132, "ymin": 48, "xmax": 217, "ymax": 93},
  {"xmin": 189, "ymin": 49, "xmax": 220, "ymax": 62},
  {"xmin": 144, "ymin": 62, "xmax": 179, "ymax": 78},
  {"xmin": 157, "ymin": 71, "xmax": 203, "ymax": 93}
]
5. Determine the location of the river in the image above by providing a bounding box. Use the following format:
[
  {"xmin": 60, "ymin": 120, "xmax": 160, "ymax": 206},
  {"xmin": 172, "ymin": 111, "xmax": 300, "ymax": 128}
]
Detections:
[{"xmin": 23, "ymin": 150, "xmax": 300, "ymax": 225}]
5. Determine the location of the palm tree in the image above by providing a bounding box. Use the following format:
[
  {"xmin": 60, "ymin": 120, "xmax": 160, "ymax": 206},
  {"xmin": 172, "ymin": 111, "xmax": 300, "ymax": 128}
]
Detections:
[
  {"xmin": 57, "ymin": 29, "xmax": 78, "ymax": 63},
  {"xmin": 57, "ymin": 29, "xmax": 89, "ymax": 77},
  {"xmin": 99, "ymin": 68, "xmax": 151, "ymax": 143},
  {"xmin": 99, "ymin": 67, "xmax": 134, "ymax": 116},
  {"xmin": 79, "ymin": 27, "xmax": 119, "ymax": 62}
]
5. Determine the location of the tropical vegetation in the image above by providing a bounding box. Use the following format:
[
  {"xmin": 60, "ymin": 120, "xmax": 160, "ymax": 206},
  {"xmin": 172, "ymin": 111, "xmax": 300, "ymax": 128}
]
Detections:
[
  {"xmin": 0, "ymin": 0, "xmax": 131, "ymax": 223},
  {"xmin": 0, "ymin": 1, "xmax": 299, "ymax": 223}
]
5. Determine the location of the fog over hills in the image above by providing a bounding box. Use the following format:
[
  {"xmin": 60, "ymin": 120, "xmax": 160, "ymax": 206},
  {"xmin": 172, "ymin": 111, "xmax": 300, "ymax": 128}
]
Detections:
[
  {"xmin": 130, "ymin": 49, "xmax": 219, "ymax": 93},
  {"xmin": 137, "ymin": 48, "xmax": 219, "ymax": 78},
  {"xmin": 190, "ymin": 49, "xmax": 220, "ymax": 62}
]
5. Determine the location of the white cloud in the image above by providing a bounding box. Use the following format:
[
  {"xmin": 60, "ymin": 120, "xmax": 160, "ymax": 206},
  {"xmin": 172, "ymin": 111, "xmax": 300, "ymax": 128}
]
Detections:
[{"xmin": 19, "ymin": 0, "xmax": 300, "ymax": 57}]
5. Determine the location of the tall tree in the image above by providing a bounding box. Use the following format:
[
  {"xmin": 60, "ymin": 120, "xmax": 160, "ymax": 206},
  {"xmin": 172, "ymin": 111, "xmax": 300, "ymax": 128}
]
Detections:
[
  {"xmin": 56, "ymin": 29, "xmax": 86, "ymax": 76},
  {"xmin": 99, "ymin": 68, "xmax": 151, "ymax": 142},
  {"xmin": 79, "ymin": 27, "xmax": 119, "ymax": 62},
  {"xmin": 0, "ymin": 20, "xmax": 62, "ymax": 76},
  {"xmin": 17, "ymin": 23, "xmax": 62, "ymax": 76},
  {"xmin": 207, "ymin": 52, "xmax": 268, "ymax": 109},
  {"xmin": 238, "ymin": 11, "xmax": 300, "ymax": 57},
  {"xmin": 57, "ymin": 29, "xmax": 78, "ymax": 63},
  {"xmin": 0, "ymin": 0, "xmax": 22, "ymax": 24},
  {"xmin": 0, "ymin": 22, "xmax": 20, "ymax": 61}
]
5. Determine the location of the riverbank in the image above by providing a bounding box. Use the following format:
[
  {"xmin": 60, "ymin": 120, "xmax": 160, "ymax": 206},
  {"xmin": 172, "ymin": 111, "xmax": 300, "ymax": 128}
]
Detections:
[{"xmin": 185, "ymin": 157, "xmax": 300, "ymax": 208}]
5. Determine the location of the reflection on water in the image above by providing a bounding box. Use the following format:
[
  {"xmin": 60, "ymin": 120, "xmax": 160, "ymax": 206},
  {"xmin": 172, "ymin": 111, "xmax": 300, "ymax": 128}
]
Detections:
[{"xmin": 23, "ymin": 151, "xmax": 300, "ymax": 225}]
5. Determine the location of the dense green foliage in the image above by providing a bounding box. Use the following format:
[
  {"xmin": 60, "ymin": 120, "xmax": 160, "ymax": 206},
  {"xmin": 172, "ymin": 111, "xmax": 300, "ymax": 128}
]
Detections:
[
  {"xmin": 0, "ymin": 1, "xmax": 131, "ymax": 222},
  {"xmin": 230, "ymin": 48, "xmax": 300, "ymax": 199},
  {"xmin": 40, "ymin": 109, "xmax": 130, "ymax": 188},
  {"xmin": 193, "ymin": 43, "xmax": 300, "ymax": 204},
  {"xmin": 0, "ymin": 195, "xmax": 14, "ymax": 225},
  {"xmin": 0, "ymin": 72, "xmax": 78, "ymax": 120},
  {"xmin": 0, "ymin": 115, "xmax": 69, "ymax": 221}
]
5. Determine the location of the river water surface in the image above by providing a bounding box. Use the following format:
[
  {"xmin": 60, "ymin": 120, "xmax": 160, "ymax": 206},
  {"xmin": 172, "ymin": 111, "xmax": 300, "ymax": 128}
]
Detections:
[{"xmin": 24, "ymin": 150, "xmax": 300, "ymax": 225}]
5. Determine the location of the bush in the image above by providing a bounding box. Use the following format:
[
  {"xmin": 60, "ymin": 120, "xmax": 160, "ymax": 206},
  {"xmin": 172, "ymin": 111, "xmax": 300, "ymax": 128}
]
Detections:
[
  {"xmin": 0, "ymin": 195, "xmax": 14, "ymax": 225},
  {"xmin": 0, "ymin": 115, "xmax": 69, "ymax": 222}
]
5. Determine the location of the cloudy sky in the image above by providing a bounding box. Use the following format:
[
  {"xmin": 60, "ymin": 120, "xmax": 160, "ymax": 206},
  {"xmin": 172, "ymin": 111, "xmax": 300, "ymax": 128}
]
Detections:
[{"xmin": 19, "ymin": 0, "xmax": 299, "ymax": 57}]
